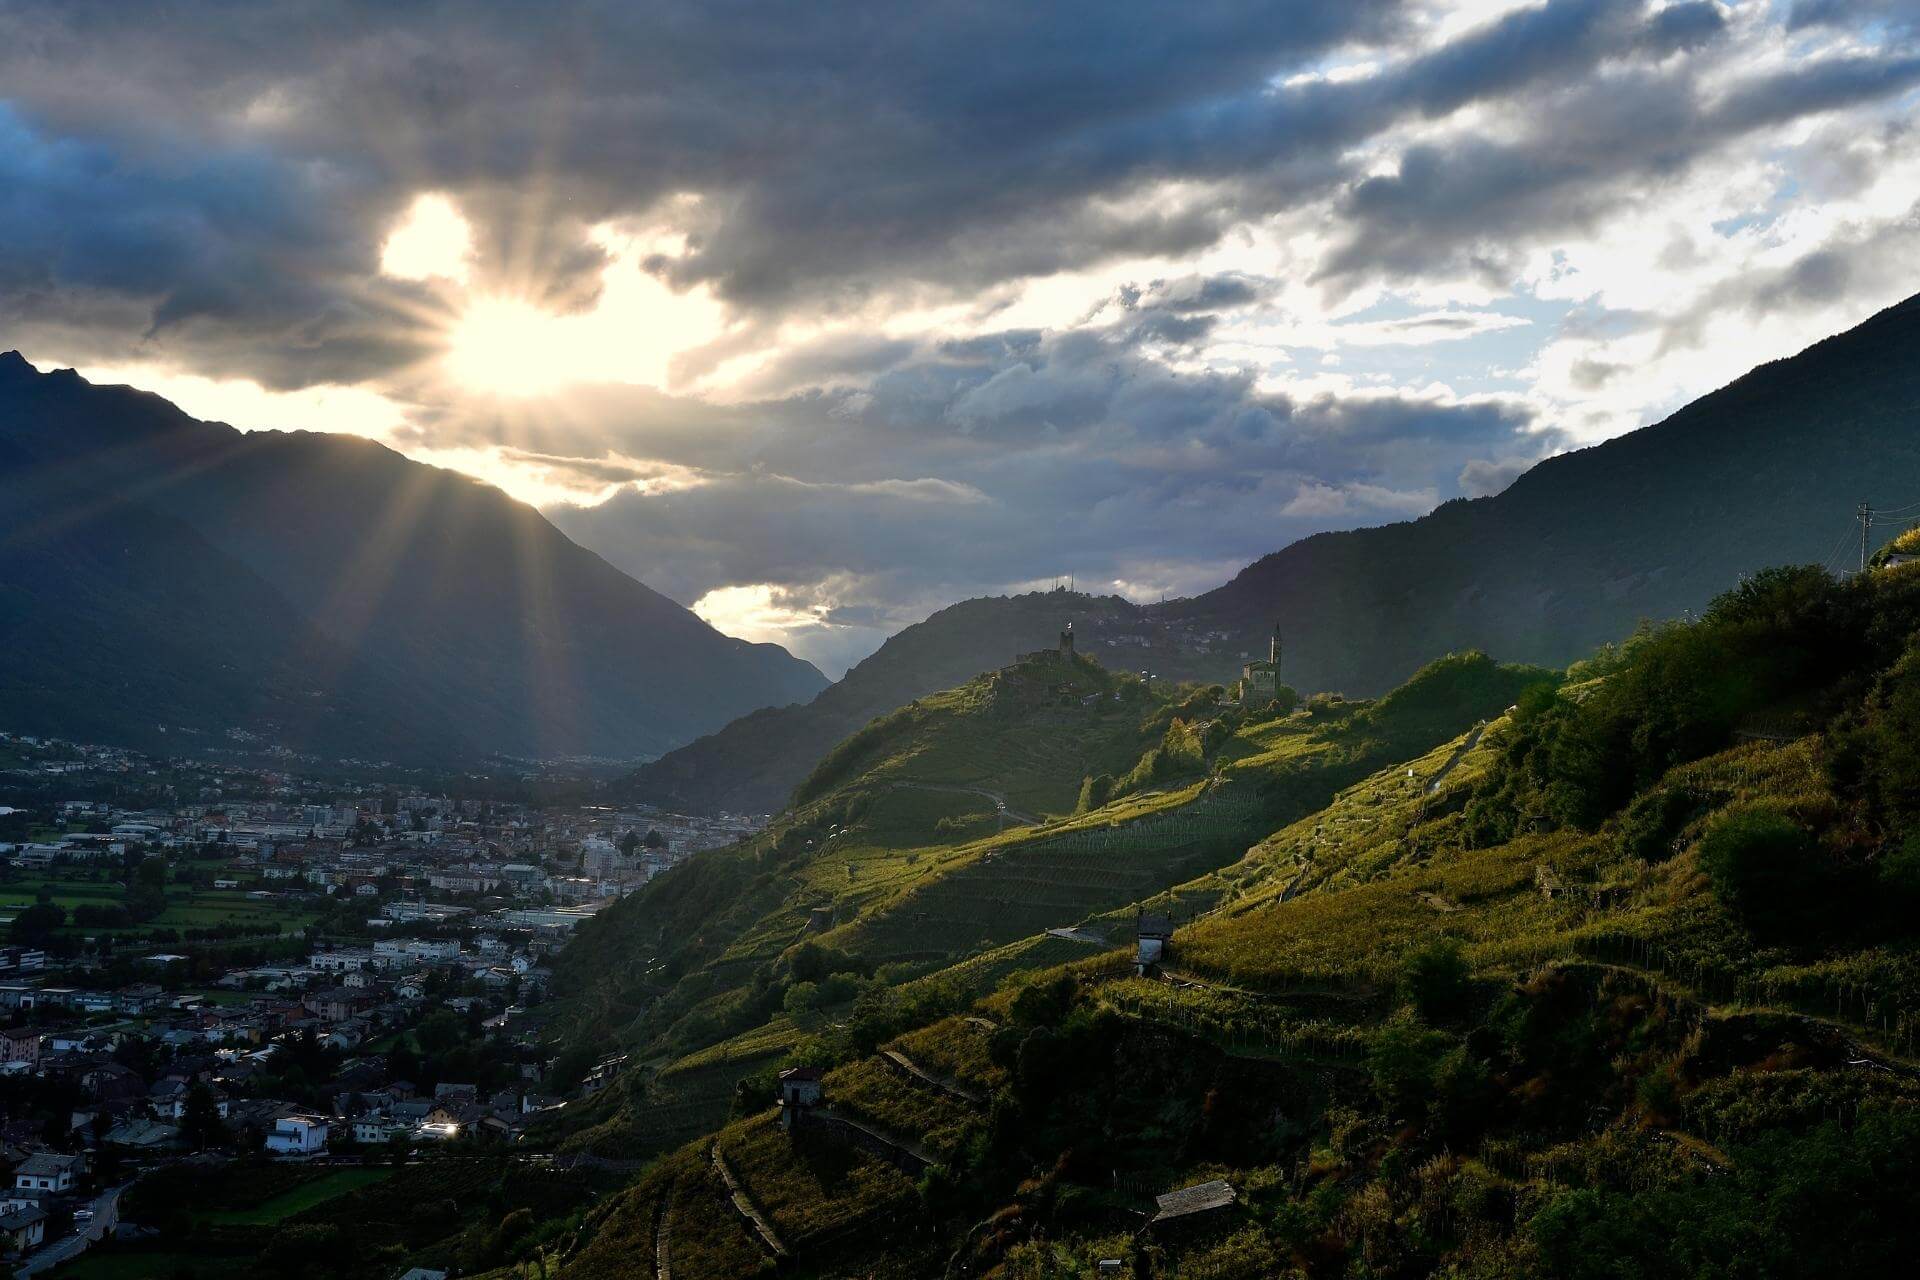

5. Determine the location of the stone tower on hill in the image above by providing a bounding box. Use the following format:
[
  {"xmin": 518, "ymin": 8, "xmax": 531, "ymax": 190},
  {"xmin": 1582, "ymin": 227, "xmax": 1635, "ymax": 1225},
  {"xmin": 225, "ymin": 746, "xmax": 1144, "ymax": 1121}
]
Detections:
[
  {"xmin": 1239, "ymin": 624, "xmax": 1281, "ymax": 704},
  {"xmin": 1059, "ymin": 622, "xmax": 1075, "ymax": 656}
]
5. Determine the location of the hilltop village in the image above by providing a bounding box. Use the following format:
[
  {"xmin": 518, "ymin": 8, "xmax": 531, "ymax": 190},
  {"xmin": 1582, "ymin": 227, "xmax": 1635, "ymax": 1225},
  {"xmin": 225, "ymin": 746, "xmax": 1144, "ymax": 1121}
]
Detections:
[{"xmin": 0, "ymin": 730, "xmax": 764, "ymax": 1270}]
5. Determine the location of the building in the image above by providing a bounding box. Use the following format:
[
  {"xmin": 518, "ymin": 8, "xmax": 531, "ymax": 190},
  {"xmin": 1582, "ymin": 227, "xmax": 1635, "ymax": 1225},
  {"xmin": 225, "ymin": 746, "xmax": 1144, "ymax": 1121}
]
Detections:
[
  {"xmin": 308, "ymin": 949, "xmax": 375, "ymax": 973},
  {"xmin": 353, "ymin": 1117, "xmax": 410, "ymax": 1145},
  {"xmin": 1150, "ymin": 1179, "xmax": 1237, "ymax": 1230},
  {"xmin": 0, "ymin": 1028, "xmax": 38, "ymax": 1066},
  {"xmin": 304, "ymin": 988, "xmax": 378, "ymax": 1022},
  {"xmin": 1239, "ymin": 625, "xmax": 1282, "ymax": 705},
  {"xmin": 1135, "ymin": 911, "xmax": 1173, "ymax": 975},
  {"xmin": 0, "ymin": 1206, "xmax": 44, "ymax": 1256},
  {"xmin": 778, "ymin": 1066, "xmax": 824, "ymax": 1130},
  {"xmin": 264, "ymin": 1115, "xmax": 329, "ymax": 1155},
  {"xmin": 13, "ymin": 1153, "xmax": 82, "ymax": 1194}
]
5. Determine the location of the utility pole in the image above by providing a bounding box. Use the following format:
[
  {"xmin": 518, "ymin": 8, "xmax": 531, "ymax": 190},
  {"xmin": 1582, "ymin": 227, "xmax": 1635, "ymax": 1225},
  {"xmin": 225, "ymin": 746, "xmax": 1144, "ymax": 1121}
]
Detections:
[{"xmin": 1859, "ymin": 499, "xmax": 1874, "ymax": 574}]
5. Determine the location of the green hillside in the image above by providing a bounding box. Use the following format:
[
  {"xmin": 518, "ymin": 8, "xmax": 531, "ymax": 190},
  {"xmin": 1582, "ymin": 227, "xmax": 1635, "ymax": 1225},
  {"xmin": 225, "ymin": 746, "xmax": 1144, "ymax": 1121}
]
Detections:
[
  {"xmin": 543, "ymin": 647, "xmax": 1547, "ymax": 1162},
  {"xmin": 508, "ymin": 560, "xmax": 1920, "ymax": 1280}
]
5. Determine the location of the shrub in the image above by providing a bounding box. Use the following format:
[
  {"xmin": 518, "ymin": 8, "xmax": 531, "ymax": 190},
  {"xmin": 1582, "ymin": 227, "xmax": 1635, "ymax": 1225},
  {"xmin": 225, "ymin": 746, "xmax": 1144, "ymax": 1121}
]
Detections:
[
  {"xmin": 1076, "ymin": 773, "xmax": 1115, "ymax": 814},
  {"xmin": 1696, "ymin": 807, "xmax": 1819, "ymax": 936},
  {"xmin": 1615, "ymin": 787, "xmax": 1705, "ymax": 863},
  {"xmin": 1400, "ymin": 938, "xmax": 1473, "ymax": 1024}
]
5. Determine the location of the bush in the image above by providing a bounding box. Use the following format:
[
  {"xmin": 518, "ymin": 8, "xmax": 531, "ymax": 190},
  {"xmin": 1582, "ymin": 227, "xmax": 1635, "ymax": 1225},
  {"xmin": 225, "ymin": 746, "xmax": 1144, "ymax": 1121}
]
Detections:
[
  {"xmin": 1075, "ymin": 773, "xmax": 1114, "ymax": 814},
  {"xmin": 1696, "ymin": 807, "xmax": 1820, "ymax": 936},
  {"xmin": 1367, "ymin": 1012, "xmax": 1451, "ymax": 1117},
  {"xmin": 1615, "ymin": 786, "xmax": 1709, "ymax": 863},
  {"xmin": 1400, "ymin": 938, "xmax": 1473, "ymax": 1024}
]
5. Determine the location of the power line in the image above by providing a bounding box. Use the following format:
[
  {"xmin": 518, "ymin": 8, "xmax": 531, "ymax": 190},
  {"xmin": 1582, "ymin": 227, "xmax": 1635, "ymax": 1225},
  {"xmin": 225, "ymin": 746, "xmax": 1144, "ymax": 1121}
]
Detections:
[{"xmin": 1817, "ymin": 518, "xmax": 1858, "ymax": 575}]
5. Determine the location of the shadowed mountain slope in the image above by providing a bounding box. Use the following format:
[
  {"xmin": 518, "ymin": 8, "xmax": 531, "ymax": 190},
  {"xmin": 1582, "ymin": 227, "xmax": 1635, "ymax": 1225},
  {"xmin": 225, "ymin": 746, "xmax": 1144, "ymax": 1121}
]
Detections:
[{"xmin": 0, "ymin": 353, "xmax": 825, "ymax": 761}]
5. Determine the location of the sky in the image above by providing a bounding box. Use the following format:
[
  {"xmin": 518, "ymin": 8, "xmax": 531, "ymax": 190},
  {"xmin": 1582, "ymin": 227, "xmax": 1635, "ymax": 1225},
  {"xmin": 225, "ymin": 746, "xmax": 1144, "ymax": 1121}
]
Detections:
[{"xmin": 3, "ymin": 0, "xmax": 1918, "ymax": 676}]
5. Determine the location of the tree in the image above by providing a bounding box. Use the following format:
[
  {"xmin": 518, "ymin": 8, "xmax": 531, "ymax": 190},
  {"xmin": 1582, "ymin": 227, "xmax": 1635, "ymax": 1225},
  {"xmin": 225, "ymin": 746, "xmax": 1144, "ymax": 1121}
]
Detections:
[
  {"xmin": 643, "ymin": 828, "xmax": 667, "ymax": 850},
  {"xmin": 618, "ymin": 831, "xmax": 639, "ymax": 858},
  {"xmin": 180, "ymin": 1081, "xmax": 228, "ymax": 1151},
  {"xmin": 125, "ymin": 855, "xmax": 168, "ymax": 924},
  {"xmin": 1400, "ymin": 938, "xmax": 1473, "ymax": 1024},
  {"xmin": 10, "ymin": 902, "xmax": 64, "ymax": 944}
]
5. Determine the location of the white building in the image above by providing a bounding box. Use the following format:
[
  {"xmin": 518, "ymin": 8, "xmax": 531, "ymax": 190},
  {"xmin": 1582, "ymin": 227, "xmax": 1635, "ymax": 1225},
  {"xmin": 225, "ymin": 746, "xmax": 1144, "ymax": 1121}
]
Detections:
[
  {"xmin": 264, "ymin": 1115, "xmax": 329, "ymax": 1155},
  {"xmin": 13, "ymin": 1153, "xmax": 80, "ymax": 1193}
]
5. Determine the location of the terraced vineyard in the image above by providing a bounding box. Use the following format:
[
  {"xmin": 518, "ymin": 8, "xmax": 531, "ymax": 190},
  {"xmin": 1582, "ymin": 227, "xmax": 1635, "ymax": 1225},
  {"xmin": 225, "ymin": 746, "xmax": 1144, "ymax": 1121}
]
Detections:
[{"xmin": 825, "ymin": 780, "xmax": 1272, "ymax": 963}]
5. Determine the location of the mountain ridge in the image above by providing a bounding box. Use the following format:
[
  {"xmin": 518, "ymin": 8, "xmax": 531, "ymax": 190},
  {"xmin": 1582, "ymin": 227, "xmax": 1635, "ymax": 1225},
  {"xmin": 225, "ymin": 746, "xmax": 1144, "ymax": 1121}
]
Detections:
[
  {"xmin": 623, "ymin": 293, "xmax": 1920, "ymax": 813},
  {"xmin": 0, "ymin": 354, "xmax": 827, "ymax": 762}
]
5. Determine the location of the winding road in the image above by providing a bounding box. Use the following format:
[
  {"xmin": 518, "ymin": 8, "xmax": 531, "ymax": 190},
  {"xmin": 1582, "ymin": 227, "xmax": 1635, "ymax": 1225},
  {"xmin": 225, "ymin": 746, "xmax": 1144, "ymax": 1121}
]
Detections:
[{"xmin": 12, "ymin": 1180, "xmax": 129, "ymax": 1278}]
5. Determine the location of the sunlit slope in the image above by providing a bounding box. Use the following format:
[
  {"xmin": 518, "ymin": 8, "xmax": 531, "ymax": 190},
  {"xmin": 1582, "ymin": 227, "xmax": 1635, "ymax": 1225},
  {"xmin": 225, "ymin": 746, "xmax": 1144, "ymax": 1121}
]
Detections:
[
  {"xmin": 549, "ymin": 651, "xmax": 1187, "ymax": 1053},
  {"xmin": 540, "ymin": 568, "xmax": 1920, "ymax": 1279},
  {"xmin": 544, "ymin": 650, "xmax": 1550, "ymax": 1160}
]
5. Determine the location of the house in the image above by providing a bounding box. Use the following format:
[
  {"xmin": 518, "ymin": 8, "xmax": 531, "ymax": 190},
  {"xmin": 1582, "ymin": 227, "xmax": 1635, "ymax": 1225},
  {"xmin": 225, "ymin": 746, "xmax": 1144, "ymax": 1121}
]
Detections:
[
  {"xmin": 1149, "ymin": 1179, "xmax": 1237, "ymax": 1229},
  {"xmin": 304, "ymin": 988, "xmax": 377, "ymax": 1022},
  {"xmin": 14, "ymin": 1152, "xmax": 82, "ymax": 1194},
  {"xmin": 1135, "ymin": 911, "xmax": 1174, "ymax": 975},
  {"xmin": 778, "ymin": 1066, "xmax": 824, "ymax": 1130},
  {"xmin": 80, "ymin": 1062, "xmax": 146, "ymax": 1102},
  {"xmin": 309, "ymin": 948, "xmax": 375, "ymax": 973},
  {"xmin": 264, "ymin": 1115, "xmax": 328, "ymax": 1155},
  {"xmin": 0, "ymin": 1205, "xmax": 44, "ymax": 1256},
  {"xmin": 103, "ymin": 1117, "xmax": 179, "ymax": 1149},
  {"xmin": 353, "ymin": 1117, "xmax": 409, "ymax": 1145},
  {"xmin": 0, "ymin": 1028, "xmax": 38, "ymax": 1066},
  {"xmin": 398, "ymin": 1269, "xmax": 449, "ymax": 1280}
]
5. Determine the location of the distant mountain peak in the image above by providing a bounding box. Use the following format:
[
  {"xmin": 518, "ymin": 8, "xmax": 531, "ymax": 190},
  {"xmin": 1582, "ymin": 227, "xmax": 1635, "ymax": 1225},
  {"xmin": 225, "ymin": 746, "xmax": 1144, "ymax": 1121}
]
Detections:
[{"xmin": 0, "ymin": 362, "xmax": 827, "ymax": 762}]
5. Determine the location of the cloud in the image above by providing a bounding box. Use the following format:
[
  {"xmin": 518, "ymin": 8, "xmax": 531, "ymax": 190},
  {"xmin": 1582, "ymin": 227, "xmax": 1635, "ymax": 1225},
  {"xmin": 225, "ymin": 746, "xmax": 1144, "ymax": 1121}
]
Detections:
[
  {"xmin": 539, "ymin": 320, "xmax": 1556, "ymax": 672},
  {"xmin": 2, "ymin": 0, "xmax": 1917, "ymax": 671}
]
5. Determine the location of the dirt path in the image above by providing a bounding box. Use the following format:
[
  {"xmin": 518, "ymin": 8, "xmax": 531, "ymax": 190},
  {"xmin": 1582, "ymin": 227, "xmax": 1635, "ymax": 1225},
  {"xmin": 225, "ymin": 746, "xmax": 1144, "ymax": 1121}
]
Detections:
[
  {"xmin": 710, "ymin": 1142, "xmax": 789, "ymax": 1260},
  {"xmin": 881, "ymin": 1048, "xmax": 986, "ymax": 1106},
  {"xmin": 654, "ymin": 1194, "xmax": 673, "ymax": 1280},
  {"xmin": 1045, "ymin": 926, "xmax": 1109, "ymax": 945},
  {"xmin": 888, "ymin": 781, "xmax": 1042, "ymax": 826},
  {"xmin": 817, "ymin": 1105, "xmax": 937, "ymax": 1171},
  {"xmin": 1424, "ymin": 721, "xmax": 1489, "ymax": 793}
]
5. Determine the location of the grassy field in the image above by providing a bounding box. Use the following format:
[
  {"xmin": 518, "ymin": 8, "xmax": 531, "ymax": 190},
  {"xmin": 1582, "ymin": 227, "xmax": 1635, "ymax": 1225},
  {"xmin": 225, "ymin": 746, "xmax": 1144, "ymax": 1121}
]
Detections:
[
  {"xmin": 193, "ymin": 1167, "xmax": 395, "ymax": 1225},
  {"xmin": 0, "ymin": 871, "xmax": 317, "ymax": 935}
]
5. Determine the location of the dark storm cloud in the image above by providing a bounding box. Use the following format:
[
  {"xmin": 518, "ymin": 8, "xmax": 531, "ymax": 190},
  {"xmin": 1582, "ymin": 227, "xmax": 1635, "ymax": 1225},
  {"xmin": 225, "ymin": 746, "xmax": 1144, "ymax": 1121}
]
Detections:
[{"xmin": 0, "ymin": 0, "xmax": 1831, "ymax": 384}]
